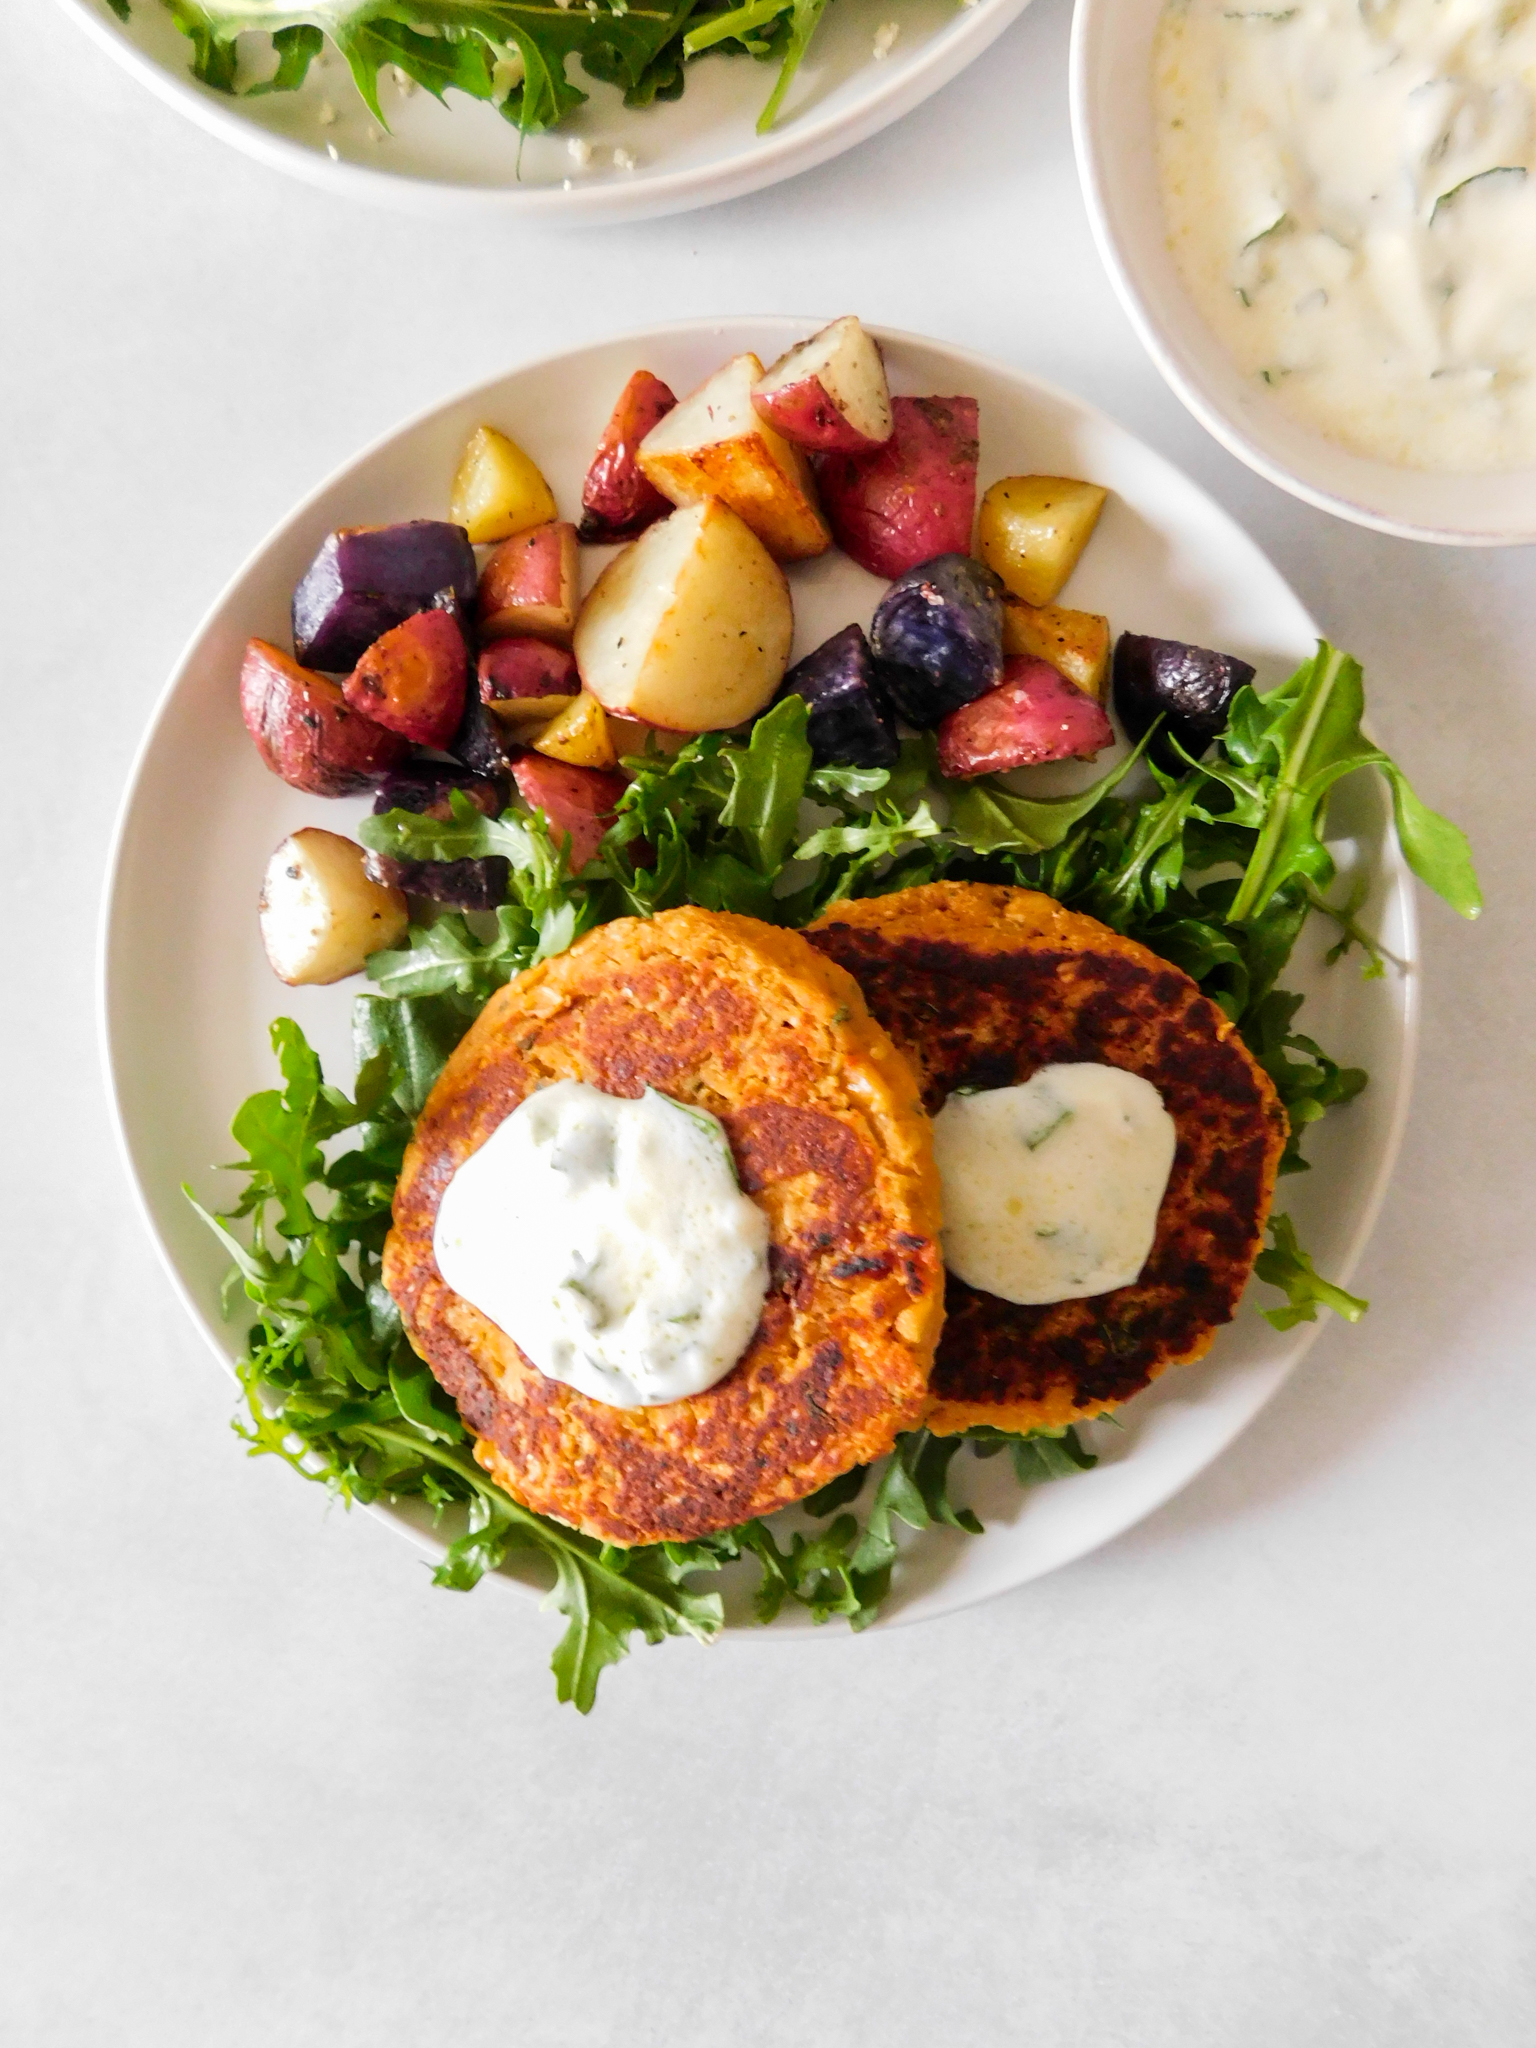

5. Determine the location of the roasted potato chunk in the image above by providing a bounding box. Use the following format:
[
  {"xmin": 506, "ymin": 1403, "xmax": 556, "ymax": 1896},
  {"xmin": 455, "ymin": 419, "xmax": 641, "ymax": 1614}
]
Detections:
[
  {"xmin": 936, "ymin": 657, "xmax": 1114, "ymax": 778},
  {"xmin": 478, "ymin": 521, "xmax": 580, "ymax": 644},
  {"xmin": 530, "ymin": 691, "xmax": 617, "ymax": 769},
  {"xmin": 449, "ymin": 425, "xmax": 557, "ymax": 545},
  {"xmin": 259, "ymin": 828, "xmax": 408, "ymax": 985},
  {"xmin": 579, "ymin": 371, "xmax": 678, "ymax": 543},
  {"xmin": 638, "ymin": 352, "xmax": 830, "ymax": 562},
  {"xmin": 343, "ymin": 608, "xmax": 468, "ymax": 749},
  {"xmin": 752, "ymin": 316, "xmax": 893, "ymax": 454},
  {"xmin": 574, "ymin": 499, "xmax": 793, "ymax": 733},
  {"xmin": 512, "ymin": 755, "xmax": 627, "ymax": 870},
  {"xmin": 977, "ymin": 476, "xmax": 1108, "ymax": 607},
  {"xmin": 1002, "ymin": 598, "xmax": 1112, "ymax": 702},
  {"xmin": 817, "ymin": 396, "xmax": 979, "ymax": 580},
  {"xmin": 240, "ymin": 639, "xmax": 407, "ymax": 795}
]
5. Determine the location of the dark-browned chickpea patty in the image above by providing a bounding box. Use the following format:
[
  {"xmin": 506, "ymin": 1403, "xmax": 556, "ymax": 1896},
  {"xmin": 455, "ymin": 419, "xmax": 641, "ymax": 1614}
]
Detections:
[{"xmin": 807, "ymin": 882, "xmax": 1287, "ymax": 1435}]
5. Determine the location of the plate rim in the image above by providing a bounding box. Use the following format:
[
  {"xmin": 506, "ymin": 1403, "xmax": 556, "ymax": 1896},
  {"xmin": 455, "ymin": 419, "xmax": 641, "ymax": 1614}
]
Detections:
[
  {"xmin": 55, "ymin": 0, "xmax": 1036, "ymax": 224},
  {"xmin": 97, "ymin": 314, "xmax": 1422, "ymax": 1634}
]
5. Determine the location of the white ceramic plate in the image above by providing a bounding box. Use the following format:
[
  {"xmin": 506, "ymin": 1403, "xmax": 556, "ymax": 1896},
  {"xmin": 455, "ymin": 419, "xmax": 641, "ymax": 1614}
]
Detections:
[
  {"xmin": 1070, "ymin": 0, "xmax": 1536, "ymax": 545},
  {"xmin": 100, "ymin": 316, "xmax": 1418, "ymax": 1633},
  {"xmin": 60, "ymin": 0, "xmax": 1032, "ymax": 223}
]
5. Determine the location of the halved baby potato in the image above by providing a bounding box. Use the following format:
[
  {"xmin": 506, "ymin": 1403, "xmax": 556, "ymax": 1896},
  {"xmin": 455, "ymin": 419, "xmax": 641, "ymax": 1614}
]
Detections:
[
  {"xmin": 574, "ymin": 499, "xmax": 793, "ymax": 732},
  {"xmin": 977, "ymin": 476, "xmax": 1109, "ymax": 607},
  {"xmin": 449, "ymin": 425, "xmax": 557, "ymax": 545},
  {"xmin": 637, "ymin": 353, "xmax": 830, "ymax": 562},
  {"xmin": 259, "ymin": 828, "xmax": 408, "ymax": 986},
  {"xmin": 1002, "ymin": 596, "xmax": 1112, "ymax": 702}
]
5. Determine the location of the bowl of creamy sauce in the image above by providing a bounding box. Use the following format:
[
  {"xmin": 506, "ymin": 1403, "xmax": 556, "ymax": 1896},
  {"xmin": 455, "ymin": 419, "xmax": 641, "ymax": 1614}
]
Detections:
[{"xmin": 1072, "ymin": 0, "xmax": 1536, "ymax": 539}]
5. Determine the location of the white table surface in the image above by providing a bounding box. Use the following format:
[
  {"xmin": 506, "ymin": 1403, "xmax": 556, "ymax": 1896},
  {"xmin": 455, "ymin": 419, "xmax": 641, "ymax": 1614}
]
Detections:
[{"xmin": 4, "ymin": 3, "xmax": 1535, "ymax": 2041}]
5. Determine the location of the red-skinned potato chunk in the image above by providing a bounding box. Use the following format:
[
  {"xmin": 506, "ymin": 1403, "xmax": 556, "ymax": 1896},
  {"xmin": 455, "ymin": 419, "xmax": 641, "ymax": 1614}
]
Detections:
[
  {"xmin": 936, "ymin": 656, "xmax": 1114, "ymax": 778},
  {"xmin": 343, "ymin": 608, "xmax": 468, "ymax": 750},
  {"xmin": 478, "ymin": 521, "xmax": 580, "ymax": 644},
  {"xmin": 817, "ymin": 396, "xmax": 979, "ymax": 579},
  {"xmin": 259, "ymin": 828, "xmax": 408, "ymax": 986},
  {"xmin": 512, "ymin": 754, "xmax": 627, "ymax": 872},
  {"xmin": 240, "ymin": 639, "xmax": 407, "ymax": 796},
  {"xmin": 637, "ymin": 352, "xmax": 830, "ymax": 562},
  {"xmin": 579, "ymin": 371, "xmax": 678, "ymax": 543},
  {"xmin": 478, "ymin": 638, "xmax": 580, "ymax": 722},
  {"xmin": 751, "ymin": 316, "xmax": 893, "ymax": 454}
]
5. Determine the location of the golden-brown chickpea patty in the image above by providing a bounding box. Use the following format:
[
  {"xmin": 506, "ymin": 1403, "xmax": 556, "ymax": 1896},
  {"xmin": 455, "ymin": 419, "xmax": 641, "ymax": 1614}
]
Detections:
[
  {"xmin": 806, "ymin": 882, "xmax": 1288, "ymax": 1435},
  {"xmin": 384, "ymin": 907, "xmax": 944, "ymax": 1544}
]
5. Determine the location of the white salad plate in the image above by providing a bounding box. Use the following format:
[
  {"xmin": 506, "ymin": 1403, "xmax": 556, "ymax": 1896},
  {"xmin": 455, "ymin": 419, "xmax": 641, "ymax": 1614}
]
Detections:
[
  {"xmin": 101, "ymin": 316, "xmax": 1418, "ymax": 1634},
  {"xmin": 1071, "ymin": 0, "xmax": 1536, "ymax": 545},
  {"xmin": 60, "ymin": 0, "xmax": 1033, "ymax": 223}
]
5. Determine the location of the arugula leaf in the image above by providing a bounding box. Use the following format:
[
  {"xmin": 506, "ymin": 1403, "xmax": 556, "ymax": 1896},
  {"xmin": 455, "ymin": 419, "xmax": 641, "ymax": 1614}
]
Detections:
[
  {"xmin": 190, "ymin": 1019, "xmax": 729, "ymax": 1712},
  {"xmin": 946, "ymin": 730, "xmax": 1152, "ymax": 857},
  {"xmin": 966, "ymin": 1422, "xmax": 1098, "ymax": 1483},
  {"xmin": 132, "ymin": 0, "xmax": 841, "ymax": 136},
  {"xmin": 1244, "ymin": 989, "xmax": 1367, "ymax": 1174},
  {"xmin": 353, "ymin": 990, "xmax": 480, "ymax": 1113},
  {"xmin": 245, "ymin": 22, "xmax": 324, "ymax": 93},
  {"xmin": 360, "ymin": 797, "xmax": 593, "ymax": 968},
  {"xmin": 1227, "ymin": 643, "xmax": 1481, "ymax": 922},
  {"xmin": 716, "ymin": 695, "xmax": 814, "ymax": 873},
  {"xmin": 1254, "ymin": 1212, "xmax": 1369, "ymax": 1331}
]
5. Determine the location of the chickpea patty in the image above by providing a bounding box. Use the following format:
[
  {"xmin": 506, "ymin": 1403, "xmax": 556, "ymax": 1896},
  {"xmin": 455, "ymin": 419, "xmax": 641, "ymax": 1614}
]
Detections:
[
  {"xmin": 807, "ymin": 882, "xmax": 1288, "ymax": 1435},
  {"xmin": 384, "ymin": 907, "xmax": 944, "ymax": 1545}
]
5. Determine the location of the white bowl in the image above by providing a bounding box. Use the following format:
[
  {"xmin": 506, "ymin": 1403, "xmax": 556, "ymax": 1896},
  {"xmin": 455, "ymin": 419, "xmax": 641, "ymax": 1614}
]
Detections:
[
  {"xmin": 59, "ymin": 0, "xmax": 1034, "ymax": 224},
  {"xmin": 1070, "ymin": 0, "xmax": 1536, "ymax": 544}
]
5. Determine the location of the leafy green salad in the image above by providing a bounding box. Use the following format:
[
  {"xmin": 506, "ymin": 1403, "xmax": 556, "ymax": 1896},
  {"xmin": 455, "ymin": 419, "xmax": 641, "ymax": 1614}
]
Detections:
[
  {"xmin": 191, "ymin": 640, "xmax": 1478, "ymax": 1710},
  {"xmin": 107, "ymin": 0, "xmax": 879, "ymax": 138}
]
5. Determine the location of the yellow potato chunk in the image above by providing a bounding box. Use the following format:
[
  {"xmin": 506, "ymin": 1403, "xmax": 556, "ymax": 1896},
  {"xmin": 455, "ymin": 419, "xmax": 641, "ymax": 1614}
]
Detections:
[
  {"xmin": 450, "ymin": 425, "xmax": 557, "ymax": 545},
  {"xmin": 531, "ymin": 691, "xmax": 618, "ymax": 769},
  {"xmin": 978, "ymin": 476, "xmax": 1108, "ymax": 607},
  {"xmin": 1002, "ymin": 598, "xmax": 1112, "ymax": 701}
]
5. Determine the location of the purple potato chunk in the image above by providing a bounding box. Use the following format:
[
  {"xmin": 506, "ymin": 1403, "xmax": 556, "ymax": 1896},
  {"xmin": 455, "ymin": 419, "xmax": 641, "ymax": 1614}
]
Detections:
[
  {"xmin": 365, "ymin": 762, "xmax": 510, "ymax": 910},
  {"xmin": 868, "ymin": 553, "xmax": 1004, "ymax": 728},
  {"xmin": 1113, "ymin": 633, "xmax": 1257, "ymax": 767},
  {"xmin": 777, "ymin": 624, "xmax": 899, "ymax": 770},
  {"xmin": 292, "ymin": 521, "xmax": 478, "ymax": 672},
  {"xmin": 448, "ymin": 688, "xmax": 523, "ymax": 779}
]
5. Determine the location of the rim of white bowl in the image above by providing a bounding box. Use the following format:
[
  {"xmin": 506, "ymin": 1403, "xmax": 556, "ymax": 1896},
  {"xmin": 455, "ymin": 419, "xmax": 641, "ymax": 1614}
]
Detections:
[
  {"xmin": 1068, "ymin": 0, "xmax": 1536, "ymax": 547},
  {"xmin": 57, "ymin": 0, "xmax": 1035, "ymax": 224},
  {"xmin": 95, "ymin": 314, "xmax": 1421, "ymax": 1627}
]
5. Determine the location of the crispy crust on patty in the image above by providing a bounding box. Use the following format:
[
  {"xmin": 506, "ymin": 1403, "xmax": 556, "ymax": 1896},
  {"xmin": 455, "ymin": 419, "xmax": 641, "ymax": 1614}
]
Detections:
[
  {"xmin": 383, "ymin": 907, "xmax": 944, "ymax": 1545},
  {"xmin": 806, "ymin": 883, "xmax": 1287, "ymax": 1435}
]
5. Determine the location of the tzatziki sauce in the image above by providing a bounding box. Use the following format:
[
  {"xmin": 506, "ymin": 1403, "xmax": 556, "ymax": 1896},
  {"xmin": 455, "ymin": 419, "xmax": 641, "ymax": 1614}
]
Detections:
[
  {"xmin": 433, "ymin": 1080, "xmax": 770, "ymax": 1409},
  {"xmin": 1154, "ymin": 0, "xmax": 1536, "ymax": 469},
  {"xmin": 932, "ymin": 1065, "xmax": 1177, "ymax": 1305}
]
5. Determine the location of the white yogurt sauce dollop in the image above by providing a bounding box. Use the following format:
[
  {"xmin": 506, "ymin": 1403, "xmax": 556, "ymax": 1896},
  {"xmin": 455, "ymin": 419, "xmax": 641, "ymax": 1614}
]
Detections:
[
  {"xmin": 1154, "ymin": 0, "xmax": 1536, "ymax": 469},
  {"xmin": 932, "ymin": 1066, "xmax": 1178, "ymax": 1305},
  {"xmin": 433, "ymin": 1080, "xmax": 771, "ymax": 1409}
]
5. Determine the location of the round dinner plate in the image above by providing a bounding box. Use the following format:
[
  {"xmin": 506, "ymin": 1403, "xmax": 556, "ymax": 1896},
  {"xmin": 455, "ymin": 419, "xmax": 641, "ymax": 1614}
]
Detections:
[
  {"xmin": 59, "ymin": 0, "xmax": 1034, "ymax": 223},
  {"xmin": 101, "ymin": 316, "xmax": 1418, "ymax": 1634}
]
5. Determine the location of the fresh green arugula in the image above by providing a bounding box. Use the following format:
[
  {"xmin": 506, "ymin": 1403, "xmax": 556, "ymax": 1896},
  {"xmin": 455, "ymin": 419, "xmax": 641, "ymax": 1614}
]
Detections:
[
  {"xmin": 197, "ymin": 641, "xmax": 1476, "ymax": 1707},
  {"xmin": 193, "ymin": 1014, "xmax": 1086, "ymax": 1705},
  {"xmin": 114, "ymin": 0, "xmax": 849, "ymax": 136}
]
